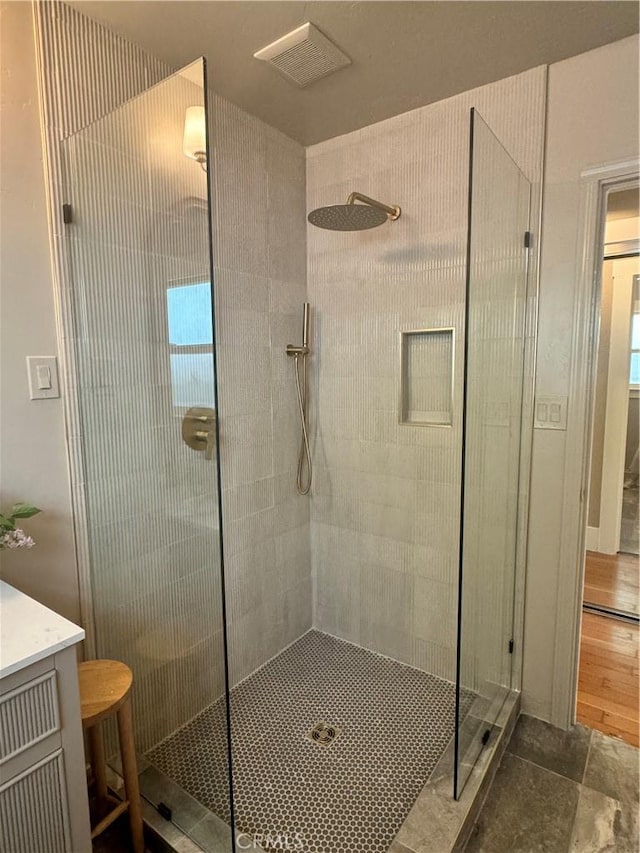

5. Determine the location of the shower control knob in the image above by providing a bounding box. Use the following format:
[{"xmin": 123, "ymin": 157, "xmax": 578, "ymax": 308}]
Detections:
[{"xmin": 182, "ymin": 406, "xmax": 216, "ymax": 459}]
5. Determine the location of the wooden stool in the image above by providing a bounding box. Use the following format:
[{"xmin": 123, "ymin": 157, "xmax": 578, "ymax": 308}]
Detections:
[{"xmin": 78, "ymin": 660, "xmax": 144, "ymax": 853}]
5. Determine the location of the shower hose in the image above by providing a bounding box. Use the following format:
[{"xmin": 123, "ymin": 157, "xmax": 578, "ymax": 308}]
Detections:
[{"xmin": 293, "ymin": 353, "xmax": 312, "ymax": 495}]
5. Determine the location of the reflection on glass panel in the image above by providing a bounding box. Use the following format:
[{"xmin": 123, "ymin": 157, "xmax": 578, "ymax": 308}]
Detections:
[
  {"xmin": 167, "ymin": 282, "xmax": 213, "ymax": 346},
  {"xmin": 166, "ymin": 281, "xmax": 215, "ymax": 407},
  {"xmin": 169, "ymin": 353, "xmax": 215, "ymax": 407}
]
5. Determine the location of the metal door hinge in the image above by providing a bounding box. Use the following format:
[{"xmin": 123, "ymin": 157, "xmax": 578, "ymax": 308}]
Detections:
[
  {"xmin": 508, "ymin": 639, "xmax": 514, "ymax": 654},
  {"xmin": 62, "ymin": 203, "xmax": 73, "ymax": 224},
  {"xmin": 524, "ymin": 231, "xmax": 532, "ymax": 249}
]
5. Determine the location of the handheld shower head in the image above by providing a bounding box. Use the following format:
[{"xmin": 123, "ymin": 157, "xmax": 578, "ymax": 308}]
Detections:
[{"xmin": 308, "ymin": 192, "xmax": 401, "ymax": 231}]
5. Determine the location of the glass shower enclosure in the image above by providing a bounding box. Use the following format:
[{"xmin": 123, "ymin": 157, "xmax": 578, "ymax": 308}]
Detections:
[
  {"xmin": 60, "ymin": 57, "xmax": 532, "ymax": 850},
  {"xmin": 454, "ymin": 109, "xmax": 531, "ymax": 797},
  {"xmin": 61, "ymin": 59, "xmax": 234, "ymax": 846}
]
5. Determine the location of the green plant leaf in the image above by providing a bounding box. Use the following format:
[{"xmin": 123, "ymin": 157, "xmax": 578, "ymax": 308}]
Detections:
[
  {"xmin": 10, "ymin": 503, "xmax": 41, "ymax": 519},
  {"xmin": 0, "ymin": 514, "xmax": 16, "ymax": 529}
]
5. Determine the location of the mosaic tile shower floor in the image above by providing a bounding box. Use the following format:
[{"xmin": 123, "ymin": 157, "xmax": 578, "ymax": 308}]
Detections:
[{"xmin": 147, "ymin": 630, "xmax": 473, "ymax": 853}]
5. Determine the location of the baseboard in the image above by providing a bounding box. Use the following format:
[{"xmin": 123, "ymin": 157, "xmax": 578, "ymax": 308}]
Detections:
[{"xmin": 585, "ymin": 526, "xmax": 599, "ymax": 551}]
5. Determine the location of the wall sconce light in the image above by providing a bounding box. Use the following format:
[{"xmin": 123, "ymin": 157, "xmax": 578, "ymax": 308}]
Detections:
[{"xmin": 183, "ymin": 106, "xmax": 207, "ymax": 172}]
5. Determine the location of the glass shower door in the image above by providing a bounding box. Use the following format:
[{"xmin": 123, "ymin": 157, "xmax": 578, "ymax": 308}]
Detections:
[
  {"xmin": 455, "ymin": 108, "xmax": 531, "ymax": 797},
  {"xmin": 61, "ymin": 60, "xmax": 233, "ymax": 848}
]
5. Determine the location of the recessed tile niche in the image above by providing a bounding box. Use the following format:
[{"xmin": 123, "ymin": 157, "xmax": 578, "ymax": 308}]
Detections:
[{"xmin": 399, "ymin": 328, "xmax": 454, "ymax": 427}]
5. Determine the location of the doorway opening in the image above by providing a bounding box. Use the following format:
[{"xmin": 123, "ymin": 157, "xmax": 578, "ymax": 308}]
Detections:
[{"xmin": 577, "ymin": 183, "xmax": 639, "ymax": 748}]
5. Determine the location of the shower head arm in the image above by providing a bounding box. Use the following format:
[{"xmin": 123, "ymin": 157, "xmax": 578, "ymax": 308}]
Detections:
[{"xmin": 346, "ymin": 192, "xmax": 401, "ymax": 221}]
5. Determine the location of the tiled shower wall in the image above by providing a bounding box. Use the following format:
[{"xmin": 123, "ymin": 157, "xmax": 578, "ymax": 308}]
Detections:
[
  {"xmin": 210, "ymin": 96, "xmax": 311, "ymax": 686},
  {"xmin": 306, "ymin": 66, "xmax": 546, "ymax": 683},
  {"xmin": 35, "ymin": 0, "xmax": 310, "ymax": 750}
]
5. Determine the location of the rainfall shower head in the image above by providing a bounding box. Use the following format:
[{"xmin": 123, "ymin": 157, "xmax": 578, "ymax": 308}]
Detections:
[{"xmin": 308, "ymin": 192, "xmax": 401, "ymax": 231}]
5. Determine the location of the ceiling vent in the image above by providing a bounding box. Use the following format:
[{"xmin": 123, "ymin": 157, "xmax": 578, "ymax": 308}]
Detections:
[{"xmin": 253, "ymin": 22, "xmax": 351, "ymax": 88}]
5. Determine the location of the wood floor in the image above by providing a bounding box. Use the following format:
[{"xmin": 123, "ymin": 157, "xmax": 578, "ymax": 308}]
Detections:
[
  {"xmin": 583, "ymin": 550, "xmax": 639, "ymax": 616},
  {"xmin": 577, "ymin": 611, "xmax": 639, "ymax": 747}
]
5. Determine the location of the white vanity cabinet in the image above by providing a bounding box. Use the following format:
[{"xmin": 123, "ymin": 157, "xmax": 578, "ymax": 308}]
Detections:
[{"xmin": 0, "ymin": 581, "xmax": 92, "ymax": 852}]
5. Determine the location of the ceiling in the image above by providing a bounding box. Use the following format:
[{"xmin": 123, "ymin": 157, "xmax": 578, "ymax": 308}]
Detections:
[{"xmin": 71, "ymin": 1, "xmax": 639, "ymax": 146}]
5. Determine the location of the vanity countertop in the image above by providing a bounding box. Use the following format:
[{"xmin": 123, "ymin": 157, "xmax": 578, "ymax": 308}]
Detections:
[{"xmin": 0, "ymin": 580, "xmax": 84, "ymax": 679}]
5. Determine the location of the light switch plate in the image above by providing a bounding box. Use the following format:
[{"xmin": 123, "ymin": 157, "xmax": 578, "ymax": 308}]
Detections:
[
  {"xmin": 27, "ymin": 356, "xmax": 60, "ymax": 400},
  {"xmin": 534, "ymin": 394, "xmax": 567, "ymax": 430}
]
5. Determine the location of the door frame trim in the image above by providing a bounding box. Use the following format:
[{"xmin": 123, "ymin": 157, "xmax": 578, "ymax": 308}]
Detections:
[
  {"xmin": 598, "ymin": 257, "xmax": 637, "ymax": 553},
  {"xmin": 551, "ymin": 158, "xmax": 639, "ymax": 729}
]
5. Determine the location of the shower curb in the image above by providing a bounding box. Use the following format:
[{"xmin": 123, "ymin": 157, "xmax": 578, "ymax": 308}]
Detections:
[{"xmin": 388, "ymin": 692, "xmax": 521, "ymax": 853}]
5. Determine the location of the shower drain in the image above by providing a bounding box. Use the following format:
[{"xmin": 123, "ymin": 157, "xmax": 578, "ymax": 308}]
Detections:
[{"xmin": 309, "ymin": 721, "xmax": 339, "ymax": 745}]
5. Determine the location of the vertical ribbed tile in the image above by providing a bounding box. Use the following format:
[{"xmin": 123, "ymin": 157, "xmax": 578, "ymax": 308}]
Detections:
[
  {"xmin": 209, "ymin": 94, "xmax": 310, "ymax": 689},
  {"xmin": 306, "ymin": 65, "xmax": 546, "ymax": 684}
]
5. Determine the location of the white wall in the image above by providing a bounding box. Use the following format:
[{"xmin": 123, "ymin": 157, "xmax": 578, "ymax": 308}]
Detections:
[
  {"xmin": 0, "ymin": 1, "xmax": 79, "ymax": 623},
  {"xmin": 523, "ymin": 35, "xmax": 639, "ymax": 722}
]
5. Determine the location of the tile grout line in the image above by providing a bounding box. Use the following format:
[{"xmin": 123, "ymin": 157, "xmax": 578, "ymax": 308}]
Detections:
[
  {"xmin": 507, "ymin": 751, "xmax": 585, "ymax": 788},
  {"xmin": 569, "ymin": 729, "xmax": 594, "ymax": 851},
  {"xmin": 581, "ymin": 728, "xmax": 593, "ymax": 786},
  {"xmin": 565, "ymin": 729, "xmax": 593, "ymax": 852},
  {"xmin": 475, "ymin": 749, "xmax": 583, "ymax": 853}
]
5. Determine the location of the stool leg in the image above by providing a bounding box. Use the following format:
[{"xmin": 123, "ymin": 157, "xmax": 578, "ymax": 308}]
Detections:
[
  {"xmin": 117, "ymin": 697, "xmax": 144, "ymax": 853},
  {"xmin": 88, "ymin": 724, "xmax": 109, "ymax": 802}
]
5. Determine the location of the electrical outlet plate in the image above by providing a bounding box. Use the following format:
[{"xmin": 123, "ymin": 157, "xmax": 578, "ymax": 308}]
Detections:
[{"xmin": 534, "ymin": 395, "xmax": 567, "ymax": 430}]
